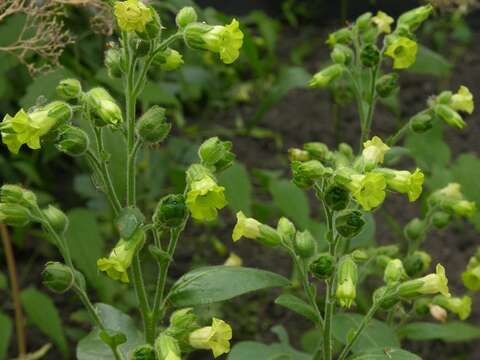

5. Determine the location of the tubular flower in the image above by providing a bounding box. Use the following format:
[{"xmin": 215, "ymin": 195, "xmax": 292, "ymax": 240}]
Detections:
[
  {"xmin": 450, "ymin": 85, "xmax": 474, "ymax": 115},
  {"xmin": 1, "ymin": 102, "xmax": 71, "ymax": 154},
  {"xmin": 397, "ymin": 5, "xmax": 433, "ymax": 32},
  {"xmin": 434, "ymin": 104, "xmax": 465, "ymax": 129},
  {"xmin": 309, "ymin": 64, "xmax": 344, "ymax": 88},
  {"xmin": 232, "ymin": 211, "xmax": 280, "ymax": 246},
  {"xmin": 188, "ymin": 318, "xmax": 232, "ymax": 358},
  {"xmin": 362, "ymin": 136, "xmax": 390, "ymax": 167},
  {"xmin": 184, "ymin": 19, "xmax": 244, "ymax": 64},
  {"xmin": 85, "ymin": 87, "xmax": 123, "ymax": 126},
  {"xmin": 97, "ymin": 230, "xmax": 144, "ymax": 283},
  {"xmin": 336, "ymin": 256, "xmax": 358, "ymax": 308},
  {"xmin": 398, "ymin": 264, "xmax": 450, "ymax": 298},
  {"xmin": 114, "ymin": 0, "xmax": 153, "ymax": 33},
  {"xmin": 372, "ymin": 11, "xmax": 394, "ymax": 34},
  {"xmin": 378, "ymin": 168, "xmax": 424, "ymax": 202},
  {"xmin": 186, "ymin": 175, "xmax": 227, "ymax": 222},
  {"xmin": 434, "ymin": 295, "xmax": 472, "ymax": 320},
  {"xmin": 346, "ymin": 173, "xmax": 386, "ymax": 211},
  {"xmin": 385, "ymin": 36, "xmax": 418, "ymax": 69},
  {"xmin": 384, "ymin": 258, "xmax": 408, "ymax": 285}
]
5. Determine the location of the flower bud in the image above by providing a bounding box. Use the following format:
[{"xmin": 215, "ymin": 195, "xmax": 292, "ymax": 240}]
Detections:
[
  {"xmin": 56, "ymin": 126, "xmax": 89, "ymax": 156},
  {"xmin": 276, "ymin": 217, "xmax": 296, "ymax": 244},
  {"xmin": 429, "ymin": 304, "xmax": 448, "ymax": 322},
  {"xmin": 310, "ymin": 253, "xmax": 334, "ymax": 279},
  {"xmin": 45, "ymin": 101, "xmax": 73, "ymax": 126},
  {"xmin": 114, "ymin": 0, "xmax": 158, "ymax": 38},
  {"xmin": 136, "ymin": 105, "xmax": 171, "ymax": 143},
  {"xmin": 105, "ymin": 48, "xmax": 124, "ymax": 78},
  {"xmin": 155, "ymin": 333, "xmax": 181, "ymax": 360},
  {"xmin": 384, "ymin": 258, "xmax": 408, "ymax": 285},
  {"xmin": 0, "ymin": 204, "xmax": 31, "ymax": 227},
  {"xmin": 376, "ymin": 255, "xmax": 392, "ymax": 268},
  {"xmin": 288, "ymin": 148, "xmax": 310, "ymax": 162},
  {"xmin": 130, "ymin": 344, "xmax": 156, "ymax": 360},
  {"xmin": 188, "ymin": 318, "xmax": 232, "ymax": 358},
  {"xmin": 166, "ymin": 308, "xmax": 200, "ymax": 349},
  {"xmin": 42, "ymin": 261, "xmax": 74, "ymax": 293},
  {"xmin": 291, "ymin": 160, "xmax": 330, "ymax": 188},
  {"xmin": 198, "ymin": 137, "xmax": 235, "ymax": 172},
  {"xmin": 397, "ymin": 5, "xmax": 433, "ymax": 32},
  {"xmin": 335, "ymin": 210, "xmax": 365, "ymax": 238},
  {"xmin": 85, "ymin": 87, "xmax": 123, "ymax": 126},
  {"xmin": 330, "ymin": 44, "xmax": 353, "ymax": 65},
  {"xmin": 360, "ymin": 44, "xmax": 380, "ymax": 67},
  {"xmin": 404, "ymin": 251, "xmax": 431, "ymax": 277},
  {"xmin": 42, "ymin": 205, "xmax": 69, "ymax": 234},
  {"xmin": 176, "ymin": 7, "xmax": 198, "ymax": 28},
  {"xmin": 375, "ymin": 73, "xmax": 398, "ymax": 98},
  {"xmin": 309, "ymin": 64, "xmax": 344, "ymax": 88},
  {"xmin": 324, "ymin": 185, "xmax": 350, "ymax": 211},
  {"xmin": 375, "ymin": 245, "xmax": 400, "ymax": 257},
  {"xmin": 338, "ymin": 143, "xmax": 354, "ymax": 159},
  {"xmin": 404, "ymin": 218, "xmax": 426, "ymax": 242},
  {"xmin": 294, "ymin": 230, "xmax": 316, "ymax": 258},
  {"xmin": 461, "ymin": 264, "xmax": 480, "ymax": 291},
  {"xmin": 56, "ymin": 79, "xmax": 82, "ymax": 100},
  {"xmin": 409, "ymin": 112, "xmax": 434, "ymax": 133},
  {"xmin": 0, "ymin": 184, "xmax": 37, "ymax": 209},
  {"xmin": 431, "ymin": 211, "xmax": 451, "ymax": 229},
  {"xmin": 326, "ymin": 28, "xmax": 352, "ymax": 47},
  {"xmin": 224, "ymin": 252, "xmax": 242, "ymax": 267},
  {"xmin": 153, "ymin": 194, "xmax": 187, "ymax": 229},
  {"xmin": 303, "ymin": 142, "xmax": 331, "ymax": 161},
  {"xmin": 154, "ymin": 48, "xmax": 183, "ymax": 71},
  {"xmin": 434, "ymin": 104, "xmax": 465, "ymax": 129}
]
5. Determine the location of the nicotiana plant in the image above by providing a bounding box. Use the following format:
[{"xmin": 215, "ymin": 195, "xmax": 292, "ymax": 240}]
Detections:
[{"xmin": 231, "ymin": 5, "xmax": 477, "ymax": 360}]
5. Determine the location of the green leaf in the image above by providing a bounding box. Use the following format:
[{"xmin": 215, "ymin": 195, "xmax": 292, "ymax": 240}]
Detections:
[
  {"xmin": 348, "ymin": 348, "xmax": 421, "ymax": 360},
  {"xmin": 169, "ymin": 266, "xmax": 290, "ymax": 307},
  {"xmin": 218, "ymin": 162, "xmax": 253, "ymax": 216},
  {"xmin": 20, "ymin": 68, "xmax": 73, "ymax": 107},
  {"xmin": 20, "ymin": 287, "xmax": 68, "ymax": 357},
  {"xmin": 408, "ymin": 45, "xmax": 452, "ymax": 77},
  {"xmin": 103, "ymin": 128, "xmax": 127, "ymax": 204},
  {"xmin": 66, "ymin": 209, "xmax": 112, "ymax": 301},
  {"xmin": 228, "ymin": 341, "xmax": 310, "ymax": 360},
  {"xmin": 269, "ymin": 179, "xmax": 310, "ymax": 229},
  {"xmin": 77, "ymin": 303, "xmax": 142, "ymax": 360},
  {"xmin": 0, "ymin": 311, "xmax": 12, "ymax": 359},
  {"xmin": 300, "ymin": 327, "xmax": 322, "ymax": 354},
  {"xmin": 397, "ymin": 322, "xmax": 480, "ymax": 342},
  {"xmin": 275, "ymin": 293, "xmax": 318, "ymax": 322},
  {"xmin": 332, "ymin": 313, "xmax": 399, "ymax": 353}
]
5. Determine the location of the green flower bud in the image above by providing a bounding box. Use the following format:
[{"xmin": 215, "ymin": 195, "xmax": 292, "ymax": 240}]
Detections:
[
  {"xmin": 166, "ymin": 308, "xmax": 200, "ymax": 350},
  {"xmin": 331, "ymin": 44, "xmax": 353, "ymax": 65},
  {"xmin": 105, "ymin": 48, "xmax": 124, "ymax": 78},
  {"xmin": 431, "ymin": 211, "xmax": 451, "ymax": 229},
  {"xmin": 0, "ymin": 203, "xmax": 31, "ymax": 227},
  {"xmin": 338, "ymin": 143, "xmax": 354, "ymax": 159},
  {"xmin": 462, "ymin": 262, "xmax": 480, "ymax": 291},
  {"xmin": 397, "ymin": 5, "xmax": 433, "ymax": 32},
  {"xmin": 335, "ymin": 210, "xmax": 365, "ymax": 238},
  {"xmin": 434, "ymin": 104, "xmax": 466, "ymax": 129},
  {"xmin": 303, "ymin": 142, "xmax": 331, "ymax": 161},
  {"xmin": 42, "ymin": 261, "xmax": 74, "ymax": 293},
  {"xmin": 42, "ymin": 205, "xmax": 69, "ymax": 234},
  {"xmin": 326, "ymin": 28, "xmax": 352, "ymax": 47},
  {"xmin": 352, "ymin": 249, "xmax": 369, "ymax": 262},
  {"xmin": 309, "ymin": 64, "xmax": 344, "ymax": 88},
  {"xmin": 336, "ymin": 255, "xmax": 358, "ymax": 308},
  {"xmin": 176, "ymin": 6, "xmax": 198, "ymax": 28},
  {"xmin": 288, "ymin": 148, "xmax": 310, "ymax": 162},
  {"xmin": 436, "ymin": 90, "xmax": 453, "ymax": 105},
  {"xmin": 198, "ymin": 137, "xmax": 235, "ymax": 172},
  {"xmin": 356, "ymin": 12, "xmax": 372, "ymax": 30},
  {"xmin": 384, "ymin": 258, "xmax": 408, "ymax": 285},
  {"xmin": 153, "ymin": 194, "xmax": 187, "ymax": 229},
  {"xmin": 276, "ymin": 217, "xmax": 296, "ymax": 244},
  {"xmin": 153, "ymin": 48, "xmax": 183, "ymax": 71},
  {"xmin": 130, "ymin": 344, "xmax": 156, "ymax": 360},
  {"xmin": 0, "ymin": 184, "xmax": 37, "ymax": 209},
  {"xmin": 325, "ymin": 185, "xmax": 350, "ymax": 211},
  {"xmin": 114, "ymin": 0, "xmax": 153, "ymax": 33},
  {"xmin": 404, "ymin": 218, "xmax": 427, "ymax": 242},
  {"xmin": 409, "ymin": 112, "xmax": 434, "ymax": 133},
  {"xmin": 155, "ymin": 333, "xmax": 181, "ymax": 360},
  {"xmin": 376, "ymin": 255, "xmax": 392, "ymax": 268},
  {"xmin": 294, "ymin": 230, "xmax": 316, "ymax": 258},
  {"xmin": 85, "ymin": 87, "xmax": 123, "ymax": 126},
  {"xmin": 56, "ymin": 126, "xmax": 89, "ymax": 156},
  {"xmin": 373, "ymin": 286, "xmax": 398, "ymax": 310},
  {"xmin": 136, "ymin": 105, "xmax": 171, "ymax": 143},
  {"xmin": 375, "ymin": 73, "xmax": 398, "ymax": 98},
  {"xmin": 404, "ymin": 251, "xmax": 431, "ymax": 277},
  {"xmin": 310, "ymin": 253, "xmax": 334, "ymax": 279},
  {"xmin": 56, "ymin": 79, "xmax": 82, "ymax": 100},
  {"xmin": 360, "ymin": 44, "xmax": 380, "ymax": 67},
  {"xmin": 291, "ymin": 160, "xmax": 330, "ymax": 188}
]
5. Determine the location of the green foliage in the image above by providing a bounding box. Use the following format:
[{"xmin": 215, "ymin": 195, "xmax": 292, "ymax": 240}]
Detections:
[
  {"xmin": 0, "ymin": 311, "xmax": 12, "ymax": 359},
  {"xmin": 397, "ymin": 322, "xmax": 480, "ymax": 342}
]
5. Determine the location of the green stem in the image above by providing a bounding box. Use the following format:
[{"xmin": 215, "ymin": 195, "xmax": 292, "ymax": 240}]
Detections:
[
  {"xmin": 323, "ymin": 279, "xmax": 334, "ymax": 360},
  {"xmin": 387, "ymin": 122, "xmax": 410, "ymax": 146},
  {"xmin": 361, "ymin": 65, "xmax": 380, "ymax": 145}
]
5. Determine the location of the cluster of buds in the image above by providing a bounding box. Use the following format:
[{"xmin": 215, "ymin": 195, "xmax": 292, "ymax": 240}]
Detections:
[
  {"xmin": 0, "ymin": 184, "xmax": 38, "ymax": 227},
  {"xmin": 462, "ymin": 248, "xmax": 480, "ymax": 291},
  {"xmin": 429, "ymin": 183, "xmax": 476, "ymax": 218}
]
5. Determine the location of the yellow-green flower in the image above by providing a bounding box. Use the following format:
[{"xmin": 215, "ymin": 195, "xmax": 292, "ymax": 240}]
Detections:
[
  {"xmin": 232, "ymin": 211, "xmax": 260, "ymax": 241},
  {"xmin": 309, "ymin": 64, "xmax": 344, "ymax": 88},
  {"xmin": 346, "ymin": 172, "xmax": 386, "ymax": 211},
  {"xmin": 188, "ymin": 318, "xmax": 232, "ymax": 358},
  {"xmin": 186, "ymin": 176, "xmax": 227, "ymax": 222},
  {"xmin": 362, "ymin": 136, "xmax": 390, "ymax": 167},
  {"xmin": 372, "ymin": 11, "xmax": 394, "ymax": 34},
  {"xmin": 159, "ymin": 49, "xmax": 184, "ymax": 71},
  {"xmin": 379, "ymin": 168, "xmax": 424, "ymax": 202},
  {"xmin": 184, "ymin": 19, "xmax": 244, "ymax": 64},
  {"xmin": 224, "ymin": 252, "xmax": 243, "ymax": 267},
  {"xmin": 114, "ymin": 0, "xmax": 152, "ymax": 33},
  {"xmin": 336, "ymin": 278, "xmax": 356, "ymax": 308},
  {"xmin": 97, "ymin": 230, "xmax": 144, "ymax": 283},
  {"xmin": 450, "ymin": 85, "xmax": 474, "ymax": 114},
  {"xmin": 399, "ymin": 264, "xmax": 450, "ymax": 298},
  {"xmin": 434, "ymin": 104, "xmax": 465, "ymax": 129},
  {"xmin": 1, "ymin": 102, "xmax": 71, "ymax": 154},
  {"xmin": 385, "ymin": 36, "xmax": 418, "ymax": 69},
  {"xmin": 85, "ymin": 87, "xmax": 123, "ymax": 126},
  {"xmin": 434, "ymin": 295, "xmax": 472, "ymax": 320},
  {"xmin": 336, "ymin": 255, "xmax": 358, "ymax": 308}
]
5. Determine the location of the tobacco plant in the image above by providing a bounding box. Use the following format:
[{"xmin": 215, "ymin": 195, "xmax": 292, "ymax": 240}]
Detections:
[{"xmin": 230, "ymin": 5, "xmax": 478, "ymax": 359}]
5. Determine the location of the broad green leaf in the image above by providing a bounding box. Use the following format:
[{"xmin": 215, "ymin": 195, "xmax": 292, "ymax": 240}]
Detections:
[
  {"xmin": 348, "ymin": 348, "xmax": 421, "ymax": 360},
  {"xmin": 169, "ymin": 266, "xmax": 290, "ymax": 307},
  {"xmin": 228, "ymin": 341, "xmax": 310, "ymax": 360},
  {"xmin": 405, "ymin": 124, "xmax": 450, "ymax": 171},
  {"xmin": 218, "ymin": 162, "xmax": 253, "ymax": 215},
  {"xmin": 66, "ymin": 209, "xmax": 112, "ymax": 300},
  {"xmin": 351, "ymin": 213, "xmax": 375, "ymax": 248},
  {"xmin": 20, "ymin": 68, "xmax": 73, "ymax": 107},
  {"xmin": 20, "ymin": 288, "xmax": 68, "ymax": 357},
  {"xmin": 332, "ymin": 313, "xmax": 399, "ymax": 353},
  {"xmin": 408, "ymin": 45, "xmax": 452, "ymax": 77},
  {"xmin": 275, "ymin": 293, "xmax": 318, "ymax": 322},
  {"xmin": 0, "ymin": 311, "xmax": 12, "ymax": 359},
  {"xmin": 397, "ymin": 322, "xmax": 480, "ymax": 342},
  {"xmin": 77, "ymin": 303, "xmax": 142, "ymax": 360},
  {"xmin": 300, "ymin": 327, "xmax": 322, "ymax": 354},
  {"xmin": 269, "ymin": 179, "xmax": 310, "ymax": 229}
]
